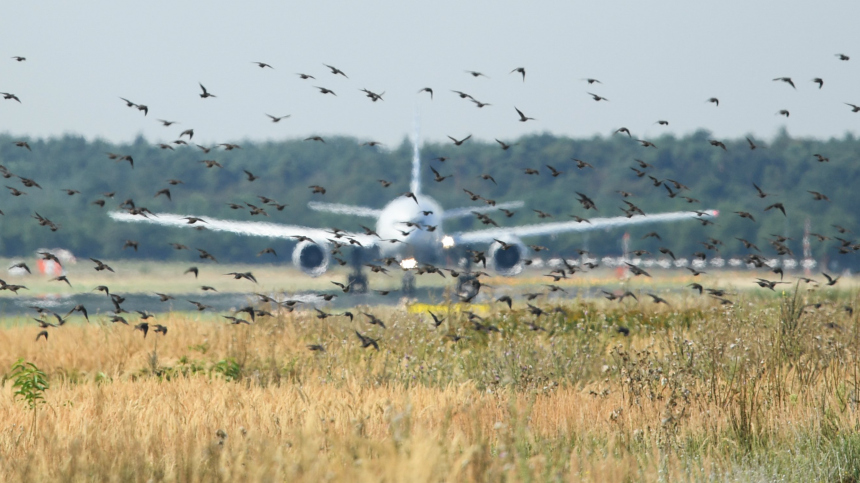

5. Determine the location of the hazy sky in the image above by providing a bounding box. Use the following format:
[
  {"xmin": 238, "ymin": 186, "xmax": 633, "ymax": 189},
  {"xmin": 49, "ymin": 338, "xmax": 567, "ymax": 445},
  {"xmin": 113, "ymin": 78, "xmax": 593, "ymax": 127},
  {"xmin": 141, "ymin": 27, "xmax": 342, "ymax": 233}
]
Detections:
[{"xmin": 2, "ymin": 1, "xmax": 859, "ymax": 147}]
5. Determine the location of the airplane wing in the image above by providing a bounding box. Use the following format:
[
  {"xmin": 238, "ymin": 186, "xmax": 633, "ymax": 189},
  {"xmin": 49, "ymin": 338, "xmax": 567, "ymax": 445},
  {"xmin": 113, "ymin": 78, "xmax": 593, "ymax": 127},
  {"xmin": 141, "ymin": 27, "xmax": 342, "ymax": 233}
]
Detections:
[
  {"xmin": 307, "ymin": 201, "xmax": 382, "ymax": 218},
  {"xmin": 453, "ymin": 210, "xmax": 717, "ymax": 244},
  {"xmin": 442, "ymin": 201, "xmax": 525, "ymax": 220},
  {"xmin": 108, "ymin": 211, "xmax": 379, "ymax": 246}
]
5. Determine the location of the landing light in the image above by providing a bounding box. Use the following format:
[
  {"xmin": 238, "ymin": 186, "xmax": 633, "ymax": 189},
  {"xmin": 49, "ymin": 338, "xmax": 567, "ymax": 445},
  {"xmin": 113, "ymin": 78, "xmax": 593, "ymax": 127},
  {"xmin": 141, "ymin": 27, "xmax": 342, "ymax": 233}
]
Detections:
[
  {"xmin": 442, "ymin": 235, "xmax": 455, "ymax": 248},
  {"xmin": 400, "ymin": 258, "xmax": 417, "ymax": 269}
]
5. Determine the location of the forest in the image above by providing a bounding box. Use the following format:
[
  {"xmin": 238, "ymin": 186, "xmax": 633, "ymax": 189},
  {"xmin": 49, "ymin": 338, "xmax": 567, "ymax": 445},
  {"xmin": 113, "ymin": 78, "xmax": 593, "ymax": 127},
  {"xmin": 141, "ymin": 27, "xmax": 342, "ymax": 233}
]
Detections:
[{"xmin": 0, "ymin": 130, "xmax": 857, "ymax": 268}]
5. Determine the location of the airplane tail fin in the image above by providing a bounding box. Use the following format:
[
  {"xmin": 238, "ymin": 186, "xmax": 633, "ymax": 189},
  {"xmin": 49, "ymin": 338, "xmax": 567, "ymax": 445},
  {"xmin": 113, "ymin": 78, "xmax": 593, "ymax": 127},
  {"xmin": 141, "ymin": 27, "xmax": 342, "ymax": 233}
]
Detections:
[{"xmin": 411, "ymin": 113, "xmax": 421, "ymax": 195}]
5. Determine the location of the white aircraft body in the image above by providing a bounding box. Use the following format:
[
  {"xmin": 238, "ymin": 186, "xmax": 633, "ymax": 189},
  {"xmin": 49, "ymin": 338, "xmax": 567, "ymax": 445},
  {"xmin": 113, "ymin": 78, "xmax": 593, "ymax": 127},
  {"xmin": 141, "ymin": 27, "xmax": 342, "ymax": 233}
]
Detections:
[{"xmin": 110, "ymin": 135, "xmax": 717, "ymax": 276}]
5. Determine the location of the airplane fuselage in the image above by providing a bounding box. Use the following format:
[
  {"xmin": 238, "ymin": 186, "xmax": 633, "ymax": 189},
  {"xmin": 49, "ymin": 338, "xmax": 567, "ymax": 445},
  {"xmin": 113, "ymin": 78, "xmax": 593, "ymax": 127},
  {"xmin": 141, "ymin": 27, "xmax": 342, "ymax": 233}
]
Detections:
[{"xmin": 375, "ymin": 195, "xmax": 443, "ymax": 257}]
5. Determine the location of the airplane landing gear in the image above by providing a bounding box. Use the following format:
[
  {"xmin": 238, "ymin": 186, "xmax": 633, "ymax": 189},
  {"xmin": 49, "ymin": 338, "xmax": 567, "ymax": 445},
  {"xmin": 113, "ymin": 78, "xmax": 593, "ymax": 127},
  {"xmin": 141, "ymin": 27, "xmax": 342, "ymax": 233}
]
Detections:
[
  {"xmin": 347, "ymin": 247, "xmax": 368, "ymax": 293},
  {"xmin": 348, "ymin": 271, "xmax": 368, "ymax": 293},
  {"xmin": 401, "ymin": 271, "xmax": 415, "ymax": 296}
]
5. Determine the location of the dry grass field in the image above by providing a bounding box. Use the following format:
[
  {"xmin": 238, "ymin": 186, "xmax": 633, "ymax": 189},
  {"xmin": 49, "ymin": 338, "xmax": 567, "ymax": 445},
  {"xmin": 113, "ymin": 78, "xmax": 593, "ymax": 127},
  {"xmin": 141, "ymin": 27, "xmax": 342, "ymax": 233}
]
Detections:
[{"xmin": 1, "ymin": 283, "xmax": 860, "ymax": 482}]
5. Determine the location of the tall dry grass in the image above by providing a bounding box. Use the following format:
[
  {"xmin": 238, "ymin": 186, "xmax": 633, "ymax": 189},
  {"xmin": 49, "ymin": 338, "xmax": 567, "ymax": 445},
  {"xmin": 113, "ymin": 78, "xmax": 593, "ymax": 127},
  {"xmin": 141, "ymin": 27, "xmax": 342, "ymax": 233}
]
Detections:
[{"xmin": 1, "ymin": 288, "xmax": 860, "ymax": 481}]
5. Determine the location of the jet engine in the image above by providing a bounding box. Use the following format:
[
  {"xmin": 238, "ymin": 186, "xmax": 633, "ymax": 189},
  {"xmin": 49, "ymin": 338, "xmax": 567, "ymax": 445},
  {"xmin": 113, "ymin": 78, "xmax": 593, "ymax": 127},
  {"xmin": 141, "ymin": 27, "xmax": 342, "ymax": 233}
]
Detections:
[
  {"xmin": 292, "ymin": 240, "xmax": 330, "ymax": 277},
  {"xmin": 488, "ymin": 237, "xmax": 526, "ymax": 276}
]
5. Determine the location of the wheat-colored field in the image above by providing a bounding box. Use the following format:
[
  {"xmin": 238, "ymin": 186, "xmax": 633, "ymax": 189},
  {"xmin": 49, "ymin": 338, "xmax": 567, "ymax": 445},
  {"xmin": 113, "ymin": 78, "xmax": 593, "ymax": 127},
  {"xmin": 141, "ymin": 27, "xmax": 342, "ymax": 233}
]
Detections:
[{"xmin": 1, "ymin": 286, "xmax": 860, "ymax": 482}]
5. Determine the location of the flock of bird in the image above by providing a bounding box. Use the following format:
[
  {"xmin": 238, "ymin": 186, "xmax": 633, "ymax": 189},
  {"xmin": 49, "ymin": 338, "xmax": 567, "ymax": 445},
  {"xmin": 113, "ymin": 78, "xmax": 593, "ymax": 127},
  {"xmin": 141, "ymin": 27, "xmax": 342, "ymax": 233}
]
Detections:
[{"xmin": 2, "ymin": 52, "xmax": 857, "ymax": 349}]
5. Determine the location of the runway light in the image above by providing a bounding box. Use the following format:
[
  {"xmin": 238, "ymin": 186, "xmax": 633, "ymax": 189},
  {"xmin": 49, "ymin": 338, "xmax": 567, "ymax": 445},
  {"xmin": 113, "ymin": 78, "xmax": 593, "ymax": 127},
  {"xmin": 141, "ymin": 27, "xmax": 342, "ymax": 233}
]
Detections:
[
  {"xmin": 442, "ymin": 235, "xmax": 455, "ymax": 248},
  {"xmin": 400, "ymin": 258, "xmax": 417, "ymax": 269}
]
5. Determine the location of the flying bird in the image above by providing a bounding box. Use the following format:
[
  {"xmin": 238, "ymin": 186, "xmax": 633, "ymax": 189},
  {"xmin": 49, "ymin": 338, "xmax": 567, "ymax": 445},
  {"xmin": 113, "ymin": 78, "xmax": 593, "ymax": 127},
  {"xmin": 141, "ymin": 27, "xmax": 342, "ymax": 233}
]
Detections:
[
  {"xmin": 198, "ymin": 83, "xmax": 216, "ymax": 98},
  {"xmin": 1, "ymin": 92, "xmax": 21, "ymax": 103},
  {"xmin": 323, "ymin": 64, "xmax": 348, "ymax": 78},
  {"xmin": 447, "ymin": 134, "xmax": 472, "ymax": 146},
  {"xmin": 773, "ymin": 77, "xmax": 796, "ymax": 89},
  {"xmin": 514, "ymin": 107, "xmax": 535, "ymax": 122}
]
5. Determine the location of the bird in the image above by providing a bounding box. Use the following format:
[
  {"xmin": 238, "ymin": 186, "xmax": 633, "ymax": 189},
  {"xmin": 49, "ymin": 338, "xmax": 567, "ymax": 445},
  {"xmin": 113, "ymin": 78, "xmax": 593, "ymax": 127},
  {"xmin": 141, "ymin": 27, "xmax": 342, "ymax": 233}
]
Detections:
[
  {"xmin": 0, "ymin": 92, "xmax": 21, "ymax": 103},
  {"xmin": 362, "ymin": 312, "xmax": 387, "ymax": 329},
  {"xmin": 355, "ymin": 331, "xmax": 379, "ymax": 350},
  {"xmin": 473, "ymin": 173, "xmax": 495, "ymax": 185},
  {"xmin": 266, "ymin": 114, "xmax": 290, "ymax": 122},
  {"xmin": 755, "ymin": 279, "xmax": 788, "ymax": 291},
  {"xmin": 773, "ymin": 77, "xmax": 796, "ymax": 89},
  {"xmin": 427, "ymin": 311, "xmax": 445, "ymax": 327},
  {"xmin": 252, "ymin": 61, "xmax": 273, "ymax": 69},
  {"xmin": 822, "ymin": 272, "xmax": 840, "ymax": 286},
  {"xmin": 418, "ymin": 87, "xmax": 433, "ymax": 99},
  {"xmin": 647, "ymin": 294, "xmax": 671, "ymax": 306},
  {"xmin": 89, "ymin": 258, "xmax": 114, "ymax": 272},
  {"xmin": 9, "ymin": 262, "xmax": 31, "ymax": 274},
  {"xmin": 323, "ymin": 64, "xmax": 348, "ymax": 78},
  {"xmin": 808, "ymin": 191, "xmax": 830, "ymax": 201},
  {"xmin": 465, "ymin": 70, "xmax": 488, "ymax": 78},
  {"xmin": 626, "ymin": 263, "xmax": 651, "ymax": 277},
  {"xmin": 709, "ymin": 140, "xmax": 727, "ymax": 150},
  {"xmin": 846, "ymin": 103, "xmax": 860, "ymax": 113},
  {"xmin": 765, "ymin": 203, "xmax": 786, "ymax": 216},
  {"xmin": 746, "ymin": 137, "xmax": 759, "ymax": 150},
  {"xmin": 573, "ymin": 159, "xmax": 593, "ymax": 169},
  {"xmin": 51, "ymin": 275, "xmax": 72, "ymax": 287},
  {"xmin": 109, "ymin": 315, "xmax": 128, "ymax": 325},
  {"xmin": 402, "ymin": 192, "xmax": 418, "ymax": 204},
  {"xmin": 11, "ymin": 56, "xmax": 26, "ymax": 62},
  {"xmin": 198, "ymin": 83, "xmax": 216, "ymax": 98},
  {"xmin": 514, "ymin": 107, "xmax": 535, "ymax": 122},
  {"xmin": 447, "ymin": 135, "xmax": 472, "ymax": 146},
  {"xmin": 314, "ymin": 87, "xmax": 336, "ymax": 96},
  {"xmin": 430, "ymin": 167, "xmax": 450, "ymax": 182},
  {"xmin": 226, "ymin": 272, "xmax": 257, "ymax": 283},
  {"xmin": 188, "ymin": 301, "xmax": 211, "ymax": 311},
  {"xmin": 510, "ymin": 67, "xmax": 526, "ymax": 81},
  {"xmin": 707, "ymin": 97, "xmax": 719, "ymax": 106},
  {"xmin": 586, "ymin": 92, "xmax": 608, "ymax": 102},
  {"xmin": 734, "ymin": 211, "xmax": 756, "ymax": 222},
  {"xmin": 686, "ymin": 267, "xmax": 706, "ymax": 277},
  {"xmin": 836, "ymin": 53, "xmax": 850, "ymax": 61}
]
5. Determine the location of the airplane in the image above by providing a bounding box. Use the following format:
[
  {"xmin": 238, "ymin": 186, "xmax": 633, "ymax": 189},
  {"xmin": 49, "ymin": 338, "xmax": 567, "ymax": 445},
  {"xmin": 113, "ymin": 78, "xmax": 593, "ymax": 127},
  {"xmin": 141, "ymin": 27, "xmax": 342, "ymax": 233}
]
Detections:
[{"xmin": 110, "ymin": 136, "xmax": 717, "ymax": 279}]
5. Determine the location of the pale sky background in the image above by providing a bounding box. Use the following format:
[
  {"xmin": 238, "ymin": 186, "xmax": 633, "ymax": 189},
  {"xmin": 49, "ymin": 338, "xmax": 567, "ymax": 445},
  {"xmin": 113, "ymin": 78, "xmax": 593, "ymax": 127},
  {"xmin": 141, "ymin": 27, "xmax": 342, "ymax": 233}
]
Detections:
[{"xmin": 1, "ymin": 1, "xmax": 859, "ymax": 147}]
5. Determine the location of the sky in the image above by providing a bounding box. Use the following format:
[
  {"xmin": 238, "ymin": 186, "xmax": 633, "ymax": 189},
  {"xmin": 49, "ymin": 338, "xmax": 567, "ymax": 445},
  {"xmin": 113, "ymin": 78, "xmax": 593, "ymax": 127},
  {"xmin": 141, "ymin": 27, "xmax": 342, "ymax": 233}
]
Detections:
[{"xmin": 1, "ymin": 1, "xmax": 859, "ymax": 147}]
